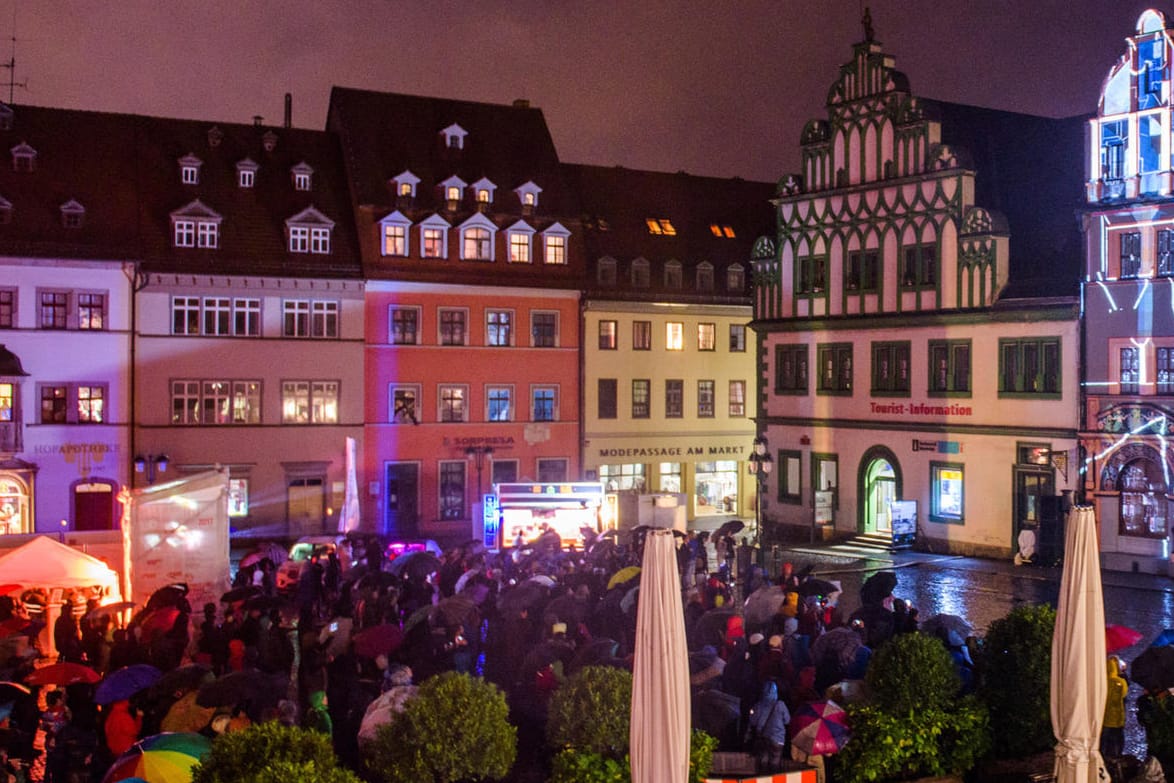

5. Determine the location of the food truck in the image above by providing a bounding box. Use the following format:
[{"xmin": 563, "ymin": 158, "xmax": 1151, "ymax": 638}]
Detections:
[{"xmin": 481, "ymin": 482, "xmax": 614, "ymax": 550}]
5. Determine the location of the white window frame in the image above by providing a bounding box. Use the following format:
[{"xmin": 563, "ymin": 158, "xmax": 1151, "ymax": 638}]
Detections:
[
  {"xmin": 310, "ymin": 227, "xmax": 331, "ymax": 254},
  {"xmin": 438, "ymin": 384, "xmax": 469, "ymax": 423},
  {"xmin": 459, "ymin": 214, "xmax": 496, "ymax": 261},
  {"xmin": 392, "ymin": 170, "xmax": 420, "ymax": 198},
  {"xmin": 419, "ymin": 214, "xmax": 451, "ymax": 259},
  {"xmin": 543, "ymin": 222, "xmax": 570, "ymax": 265},
  {"xmin": 281, "ymin": 379, "xmax": 338, "ymax": 424},
  {"xmin": 666, "ymin": 322, "xmax": 684, "ymax": 351},
  {"xmin": 289, "ymin": 226, "xmax": 309, "ymax": 253},
  {"xmin": 390, "ymin": 384, "xmax": 421, "ymax": 424},
  {"xmin": 380, "ymin": 210, "xmax": 412, "ymax": 257},
  {"xmin": 514, "ymin": 181, "xmax": 543, "ymax": 209},
  {"xmin": 531, "ymin": 311, "xmax": 558, "ymax": 347},
  {"xmin": 487, "ymin": 309, "xmax": 514, "ymax": 347},
  {"xmin": 238, "ymin": 168, "xmax": 255, "ymax": 188},
  {"xmin": 531, "ymin": 385, "xmax": 558, "ymax": 422},
  {"xmin": 197, "ymin": 221, "xmax": 218, "ymax": 249},
  {"xmin": 487, "ymin": 384, "xmax": 513, "ymax": 422},
  {"xmin": 389, "ymin": 305, "xmax": 421, "ymax": 345},
  {"xmin": 174, "ymin": 220, "xmax": 195, "ymax": 248}
]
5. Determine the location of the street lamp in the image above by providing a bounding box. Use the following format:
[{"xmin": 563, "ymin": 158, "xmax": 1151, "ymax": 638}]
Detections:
[
  {"xmin": 134, "ymin": 453, "xmax": 169, "ymax": 485},
  {"xmin": 465, "ymin": 446, "xmax": 494, "ymax": 526},
  {"xmin": 747, "ymin": 436, "xmax": 773, "ymax": 545}
]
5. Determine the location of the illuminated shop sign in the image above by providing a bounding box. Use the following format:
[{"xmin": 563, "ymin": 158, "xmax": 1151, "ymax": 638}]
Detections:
[{"xmin": 870, "ymin": 402, "xmax": 973, "ymax": 417}]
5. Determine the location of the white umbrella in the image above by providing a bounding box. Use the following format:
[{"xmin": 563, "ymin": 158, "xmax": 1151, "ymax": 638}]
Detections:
[
  {"xmin": 1050, "ymin": 506, "xmax": 1108, "ymax": 783},
  {"xmin": 339, "ymin": 436, "xmax": 361, "ymax": 534},
  {"xmin": 630, "ymin": 526, "xmax": 690, "ymax": 783}
]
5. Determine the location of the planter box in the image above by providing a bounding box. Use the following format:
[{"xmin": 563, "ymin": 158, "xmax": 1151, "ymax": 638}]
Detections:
[{"xmin": 705, "ymin": 759, "xmax": 818, "ymax": 783}]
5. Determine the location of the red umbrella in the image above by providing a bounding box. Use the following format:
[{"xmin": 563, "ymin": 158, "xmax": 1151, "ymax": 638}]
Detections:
[
  {"xmin": 0, "ymin": 584, "xmax": 21, "ymax": 595},
  {"xmin": 352, "ymin": 624, "xmax": 405, "ymax": 659},
  {"xmin": 0, "ymin": 617, "xmax": 34, "ymax": 638},
  {"xmin": 25, "ymin": 662, "xmax": 100, "ymax": 686},
  {"xmin": 1106, "ymin": 624, "xmax": 1143, "ymax": 654},
  {"xmin": 790, "ymin": 699, "xmax": 851, "ymax": 756}
]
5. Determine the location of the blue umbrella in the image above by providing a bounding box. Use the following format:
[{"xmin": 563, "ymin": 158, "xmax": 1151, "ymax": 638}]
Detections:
[
  {"xmin": 95, "ymin": 664, "xmax": 162, "ymax": 705},
  {"xmin": 1151, "ymin": 628, "xmax": 1174, "ymax": 648}
]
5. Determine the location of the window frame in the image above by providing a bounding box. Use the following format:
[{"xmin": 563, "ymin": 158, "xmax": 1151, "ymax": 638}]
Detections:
[
  {"xmin": 38, "ymin": 382, "xmax": 109, "ymax": 425},
  {"xmin": 171, "ymin": 379, "xmax": 262, "ymax": 425},
  {"xmin": 901, "ymin": 242, "xmax": 938, "ymax": 289},
  {"xmin": 846, "ymin": 249, "xmax": 880, "ymax": 292},
  {"xmin": 598, "ymin": 378, "xmax": 618, "ymax": 419},
  {"xmin": 438, "ymin": 308, "xmax": 468, "ymax": 346},
  {"xmin": 1120, "ymin": 231, "xmax": 1142, "ymax": 279},
  {"xmin": 665, "ymin": 379, "xmax": 683, "ymax": 419},
  {"xmin": 531, "ymin": 311, "xmax": 558, "ymax": 348},
  {"xmin": 531, "ymin": 385, "xmax": 558, "ymax": 422},
  {"xmin": 0, "ymin": 288, "xmax": 13, "ymax": 328},
  {"xmin": 729, "ymin": 324, "xmax": 747, "ymax": 352},
  {"xmin": 486, "ymin": 309, "xmax": 514, "ymax": 347},
  {"xmin": 728, "ymin": 380, "xmax": 746, "ymax": 417},
  {"xmin": 930, "ymin": 461, "xmax": 965, "ymax": 524},
  {"xmin": 928, "ymin": 339, "xmax": 972, "ymax": 396},
  {"xmin": 598, "ymin": 320, "xmax": 618, "ymax": 350},
  {"xmin": 383, "ymin": 223, "xmax": 409, "ymax": 257},
  {"xmin": 778, "ymin": 450, "xmax": 802, "ymax": 504},
  {"xmin": 390, "ymin": 384, "xmax": 421, "ymax": 424},
  {"xmin": 281, "ymin": 379, "xmax": 338, "ymax": 424},
  {"xmin": 438, "ymin": 384, "xmax": 469, "ymax": 423},
  {"xmin": 389, "ymin": 305, "xmax": 421, "ymax": 346},
  {"xmin": 632, "ymin": 320, "xmax": 652, "ymax": 351},
  {"xmin": 870, "ymin": 341, "xmax": 911, "ymax": 396},
  {"xmin": 697, "ymin": 323, "xmax": 716, "ymax": 352},
  {"xmin": 697, "ymin": 380, "xmax": 715, "ymax": 418},
  {"xmin": 795, "ymin": 254, "xmax": 827, "ymax": 295},
  {"xmin": 666, "ymin": 322, "xmax": 683, "ymax": 351},
  {"xmin": 998, "ymin": 337, "xmax": 1062, "ymax": 398},
  {"xmin": 462, "ymin": 226, "xmax": 494, "ymax": 261},
  {"xmin": 486, "ymin": 384, "xmax": 513, "ymax": 422},
  {"xmin": 631, "ymin": 379, "xmax": 651, "ymax": 419},
  {"xmin": 438, "ymin": 460, "xmax": 467, "ymax": 520},
  {"xmin": 774, "ymin": 344, "xmax": 809, "ymax": 394},
  {"xmin": 816, "ymin": 342, "xmax": 853, "ymax": 396}
]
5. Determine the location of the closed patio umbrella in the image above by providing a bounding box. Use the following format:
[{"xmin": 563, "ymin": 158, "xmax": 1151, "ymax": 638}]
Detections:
[
  {"xmin": 630, "ymin": 523, "xmax": 689, "ymax": 783},
  {"xmin": 1050, "ymin": 506, "xmax": 1107, "ymax": 783}
]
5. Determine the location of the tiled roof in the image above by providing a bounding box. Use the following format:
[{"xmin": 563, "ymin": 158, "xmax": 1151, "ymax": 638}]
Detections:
[{"xmin": 563, "ymin": 163, "xmax": 775, "ymax": 303}]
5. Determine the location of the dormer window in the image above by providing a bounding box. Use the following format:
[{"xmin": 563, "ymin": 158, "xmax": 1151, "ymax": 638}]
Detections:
[
  {"xmin": 447, "ymin": 186, "xmax": 461, "ymax": 201},
  {"xmin": 542, "ymin": 223, "xmax": 570, "ymax": 265},
  {"xmin": 380, "ymin": 210, "xmax": 412, "ymax": 257},
  {"xmin": 60, "ymin": 199, "xmax": 85, "ymax": 230},
  {"xmin": 506, "ymin": 220, "xmax": 534, "ymax": 263},
  {"xmin": 515, "ymin": 181, "xmax": 542, "ymax": 214},
  {"xmin": 0, "ymin": 104, "xmax": 13, "ymax": 131},
  {"xmin": 171, "ymin": 199, "xmax": 222, "ymax": 249},
  {"xmin": 291, "ymin": 162, "xmax": 313, "ymax": 191},
  {"xmin": 11, "ymin": 142, "xmax": 35, "ymax": 172},
  {"xmin": 696, "ymin": 261, "xmax": 714, "ymax": 291},
  {"xmin": 459, "ymin": 213, "xmax": 497, "ymax": 261},
  {"xmin": 237, "ymin": 158, "xmax": 258, "ymax": 188},
  {"xmin": 286, "ymin": 206, "xmax": 334, "ymax": 254},
  {"xmin": 471, "ymin": 177, "xmax": 497, "ymax": 209},
  {"xmin": 665, "ymin": 260, "xmax": 683, "ymax": 288},
  {"xmin": 646, "ymin": 218, "xmax": 676, "ymax": 236},
  {"xmin": 631, "ymin": 258, "xmax": 650, "ymax": 287},
  {"xmin": 727, "ymin": 263, "xmax": 746, "ymax": 291},
  {"xmin": 179, "ymin": 154, "xmax": 202, "ymax": 185},
  {"xmin": 440, "ymin": 175, "xmax": 467, "ymax": 210},
  {"xmin": 441, "ymin": 123, "xmax": 468, "ymax": 150},
  {"xmin": 391, "ymin": 170, "xmax": 420, "ymax": 199},
  {"xmin": 597, "ymin": 257, "xmax": 618, "ymax": 286}
]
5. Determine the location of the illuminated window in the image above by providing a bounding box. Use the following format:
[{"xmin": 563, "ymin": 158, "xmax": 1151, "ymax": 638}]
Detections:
[
  {"xmin": 928, "ymin": 340, "xmax": 970, "ymax": 395},
  {"xmin": 633, "ymin": 320, "xmax": 651, "ymax": 350},
  {"xmin": 723, "ymin": 226, "xmax": 735, "ymax": 238},
  {"xmin": 871, "ymin": 342, "xmax": 910, "ymax": 394},
  {"xmin": 487, "ymin": 385, "xmax": 512, "ymax": 421},
  {"xmin": 399, "ymin": 182, "xmax": 413, "ymax": 196},
  {"xmin": 728, "ymin": 380, "xmax": 745, "ymax": 417},
  {"xmin": 659, "ymin": 462, "xmax": 682, "ymax": 493},
  {"xmin": 282, "ymin": 380, "xmax": 338, "ymax": 423},
  {"xmin": 666, "ymin": 322, "xmax": 683, "ymax": 351},
  {"xmin": 1159, "ymin": 347, "xmax": 1174, "ymax": 394},
  {"xmin": 0, "ymin": 382, "xmax": 12, "ymax": 422},
  {"xmin": 391, "ymin": 385, "xmax": 419, "ymax": 424},
  {"xmin": 817, "ymin": 343, "xmax": 853, "ymax": 394},
  {"xmin": 698, "ymin": 323, "xmax": 715, "ymax": 351},
  {"xmin": 228, "ymin": 478, "xmax": 249, "ymax": 517},
  {"xmin": 446, "ymin": 186, "xmax": 461, "ymax": 202},
  {"xmin": 632, "ymin": 379, "xmax": 650, "ymax": 418},
  {"xmin": 77, "ymin": 294, "xmax": 105, "ymax": 330},
  {"xmin": 39, "ymin": 386, "xmax": 66, "ymax": 423},
  {"xmin": 439, "ymin": 308, "xmax": 467, "ymax": 346},
  {"xmin": 697, "ymin": 380, "xmax": 715, "ymax": 417},
  {"xmin": 544, "ymin": 234, "xmax": 566, "ymax": 265},
  {"xmin": 710, "ymin": 224, "xmax": 722, "ymax": 237},
  {"xmin": 422, "ymin": 227, "xmax": 446, "ymax": 258},
  {"xmin": 389, "ymin": 306, "xmax": 419, "ymax": 345},
  {"xmin": 383, "ymin": 224, "xmax": 408, "ymax": 256},
  {"xmin": 523, "ymin": 192, "xmax": 535, "ymax": 206},
  {"xmin": 1118, "ymin": 457, "xmax": 1167, "ymax": 538},
  {"xmin": 779, "ymin": 451, "xmax": 802, "ymax": 503},
  {"xmin": 476, "ymin": 189, "xmax": 490, "ymax": 204},
  {"xmin": 532, "ymin": 386, "xmax": 557, "ymax": 421},
  {"xmin": 646, "ymin": 218, "xmax": 676, "ymax": 236},
  {"xmin": 646, "ymin": 219, "xmax": 662, "ymax": 235},
  {"xmin": 171, "ymin": 379, "xmax": 261, "ymax": 424},
  {"xmin": 930, "ymin": 462, "xmax": 964, "ymax": 523},
  {"xmin": 709, "ymin": 223, "xmax": 735, "ymax": 237},
  {"xmin": 487, "ymin": 310, "xmax": 513, "ymax": 346},
  {"xmin": 1101, "ymin": 119, "xmax": 1127, "ymax": 180},
  {"xmin": 1120, "ymin": 346, "xmax": 1140, "ymax": 394},
  {"xmin": 462, "ymin": 227, "xmax": 492, "ymax": 260},
  {"xmin": 599, "ymin": 320, "xmax": 617, "ymax": 350},
  {"xmin": 665, "ymin": 380, "xmax": 683, "ymax": 418},
  {"xmin": 1159, "ymin": 230, "xmax": 1174, "ymax": 276},
  {"xmin": 438, "ymin": 385, "xmax": 467, "ymax": 422},
  {"xmin": 508, "ymin": 231, "xmax": 531, "ymax": 263}
]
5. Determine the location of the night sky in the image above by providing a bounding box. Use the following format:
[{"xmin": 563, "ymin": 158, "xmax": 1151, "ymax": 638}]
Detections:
[{"xmin": 10, "ymin": 0, "xmax": 1163, "ymax": 182}]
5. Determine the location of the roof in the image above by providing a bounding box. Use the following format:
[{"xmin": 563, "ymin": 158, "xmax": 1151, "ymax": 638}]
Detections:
[
  {"xmin": 0, "ymin": 535, "xmax": 122, "ymax": 596},
  {"xmin": 562, "ymin": 163, "xmax": 775, "ymax": 303}
]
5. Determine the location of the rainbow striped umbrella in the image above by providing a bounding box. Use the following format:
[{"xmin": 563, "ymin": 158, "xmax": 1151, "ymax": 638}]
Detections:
[{"xmin": 101, "ymin": 732, "xmax": 212, "ymax": 783}]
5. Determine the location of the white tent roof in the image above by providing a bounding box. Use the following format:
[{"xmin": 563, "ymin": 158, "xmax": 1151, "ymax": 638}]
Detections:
[{"xmin": 0, "ymin": 535, "xmax": 122, "ymax": 599}]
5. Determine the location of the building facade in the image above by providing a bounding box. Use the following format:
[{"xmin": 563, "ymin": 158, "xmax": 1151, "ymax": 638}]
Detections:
[
  {"xmin": 1080, "ymin": 9, "xmax": 1174, "ymax": 574},
  {"xmin": 754, "ymin": 34, "xmax": 1084, "ymax": 558}
]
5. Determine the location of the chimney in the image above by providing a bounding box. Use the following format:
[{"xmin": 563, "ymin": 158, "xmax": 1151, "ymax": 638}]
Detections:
[
  {"xmin": 512, "ymin": 99, "xmax": 530, "ymax": 109},
  {"xmin": 253, "ymin": 115, "xmax": 264, "ymax": 127},
  {"xmin": 284, "ymin": 93, "xmax": 292, "ymax": 129}
]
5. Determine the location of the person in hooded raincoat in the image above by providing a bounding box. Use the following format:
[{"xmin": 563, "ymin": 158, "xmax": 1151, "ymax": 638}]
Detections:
[
  {"xmin": 745, "ymin": 680, "xmax": 790, "ymax": 773},
  {"xmin": 1101, "ymin": 656, "xmax": 1128, "ymax": 758},
  {"xmin": 303, "ymin": 690, "xmax": 332, "ymax": 737}
]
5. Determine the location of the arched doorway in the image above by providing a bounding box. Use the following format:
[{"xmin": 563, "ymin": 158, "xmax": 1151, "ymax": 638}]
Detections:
[
  {"xmin": 1117, "ymin": 456, "xmax": 1168, "ymax": 538},
  {"xmin": 857, "ymin": 446, "xmax": 902, "ymax": 534},
  {"xmin": 0, "ymin": 472, "xmax": 31, "ymax": 535},
  {"xmin": 73, "ymin": 480, "xmax": 116, "ymax": 531}
]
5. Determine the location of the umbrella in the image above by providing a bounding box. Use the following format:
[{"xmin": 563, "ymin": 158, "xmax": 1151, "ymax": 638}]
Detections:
[
  {"xmin": 795, "ymin": 578, "xmax": 840, "ymax": 598},
  {"xmin": 138, "ymin": 607, "xmax": 181, "ymax": 642},
  {"xmin": 85, "ymin": 601, "xmax": 136, "ymax": 622},
  {"xmin": 237, "ymin": 552, "xmax": 268, "ymax": 569},
  {"xmin": 527, "ymin": 574, "xmax": 557, "ymax": 588},
  {"xmin": 1131, "ymin": 645, "xmax": 1174, "ymax": 692},
  {"xmin": 453, "ymin": 568, "xmax": 481, "ymax": 596},
  {"xmin": 743, "ymin": 585, "xmax": 789, "ymax": 629},
  {"xmin": 860, "ymin": 571, "xmax": 897, "ymax": 605},
  {"xmin": 0, "ymin": 617, "xmax": 34, "ymax": 638},
  {"xmin": 919, "ymin": 613, "xmax": 974, "ymax": 641},
  {"xmin": 149, "ymin": 665, "xmax": 214, "ymax": 700},
  {"xmin": 790, "ymin": 700, "xmax": 851, "ymax": 755},
  {"xmin": 160, "ymin": 692, "xmax": 216, "ymax": 734},
  {"xmin": 352, "ymin": 624, "xmax": 405, "ymax": 659},
  {"xmin": 96, "ymin": 664, "xmax": 163, "ymax": 705},
  {"xmin": 100, "ymin": 732, "xmax": 212, "ymax": 783},
  {"xmin": 496, "ymin": 582, "xmax": 549, "ymax": 614},
  {"xmin": 358, "ymin": 684, "xmax": 419, "ymax": 742},
  {"xmin": 388, "ymin": 551, "xmax": 440, "ymax": 580},
  {"xmin": 25, "ymin": 662, "xmax": 100, "ymax": 686},
  {"xmin": 402, "ymin": 605, "xmax": 434, "ymax": 636},
  {"xmin": 1152, "ymin": 628, "xmax": 1174, "ymax": 648},
  {"xmin": 713, "ymin": 519, "xmax": 745, "ymax": 539},
  {"xmin": 1105, "ymin": 624, "xmax": 1143, "ymax": 654},
  {"xmin": 607, "ymin": 566, "xmax": 641, "ymax": 590},
  {"xmin": 690, "ymin": 608, "xmax": 737, "ymax": 650},
  {"xmin": 0, "ymin": 584, "xmax": 21, "ymax": 595},
  {"xmin": 431, "ymin": 595, "xmax": 478, "ymax": 629},
  {"xmin": 220, "ymin": 586, "xmax": 262, "ymax": 604},
  {"xmin": 630, "ymin": 525, "xmax": 690, "ymax": 783},
  {"xmin": 0, "ymin": 681, "xmax": 31, "ymax": 697},
  {"xmin": 196, "ymin": 671, "xmax": 288, "ymax": 710},
  {"xmin": 811, "ymin": 626, "xmax": 865, "ymax": 670},
  {"xmin": 145, "ymin": 584, "xmax": 189, "ymax": 612},
  {"xmin": 1050, "ymin": 506, "xmax": 1108, "ymax": 783}
]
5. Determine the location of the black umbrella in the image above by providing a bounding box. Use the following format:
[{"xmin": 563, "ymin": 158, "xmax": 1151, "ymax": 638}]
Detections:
[
  {"xmin": 196, "ymin": 671, "xmax": 289, "ymax": 709},
  {"xmin": 243, "ymin": 594, "xmax": 290, "ymax": 613},
  {"xmin": 430, "ymin": 595, "xmax": 479, "ymax": 629},
  {"xmin": 690, "ymin": 608, "xmax": 737, "ymax": 651},
  {"xmin": 149, "ymin": 664, "xmax": 214, "ymax": 700},
  {"xmin": 1131, "ymin": 645, "xmax": 1174, "ymax": 692},
  {"xmin": 796, "ymin": 578, "xmax": 840, "ymax": 598},
  {"xmin": 220, "ymin": 585, "xmax": 262, "ymax": 604},
  {"xmin": 496, "ymin": 581, "xmax": 549, "ymax": 614},
  {"xmin": 388, "ymin": 551, "xmax": 441, "ymax": 580},
  {"xmin": 919, "ymin": 613, "xmax": 973, "ymax": 641},
  {"xmin": 145, "ymin": 583, "xmax": 189, "ymax": 612},
  {"xmin": 713, "ymin": 519, "xmax": 745, "ymax": 539},
  {"xmin": 860, "ymin": 571, "xmax": 898, "ymax": 605}
]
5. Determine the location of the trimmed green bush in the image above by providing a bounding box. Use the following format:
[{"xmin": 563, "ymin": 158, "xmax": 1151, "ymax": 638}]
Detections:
[
  {"xmin": 976, "ymin": 603, "xmax": 1056, "ymax": 758},
  {"xmin": 364, "ymin": 671, "xmax": 516, "ymax": 783},
  {"xmin": 547, "ymin": 665, "xmax": 633, "ymax": 757},
  {"xmin": 549, "ymin": 729, "xmax": 718, "ymax": 783},
  {"xmin": 240, "ymin": 760, "xmax": 363, "ymax": 783},
  {"xmin": 837, "ymin": 700, "xmax": 990, "ymax": 783},
  {"xmin": 866, "ymin": 631, "xmax": 961, "ymax": 713},
  {"xmin": 192, "ymin": 723, "xmax": 340, "ymax": 783}
]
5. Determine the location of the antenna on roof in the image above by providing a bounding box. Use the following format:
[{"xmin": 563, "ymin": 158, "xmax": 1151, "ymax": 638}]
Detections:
[{"xmin": 0, "ymin": 3, "xmax": 26, "ymax": 104}]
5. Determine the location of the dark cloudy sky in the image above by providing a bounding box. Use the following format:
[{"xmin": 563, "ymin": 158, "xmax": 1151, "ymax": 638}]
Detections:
[{"xmin": 8, "ymin": 0, "xmax": 1160, "ymax": 182}]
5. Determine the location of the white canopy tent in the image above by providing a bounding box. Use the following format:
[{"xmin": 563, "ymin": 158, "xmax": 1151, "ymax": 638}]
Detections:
[{"xmin": 0, "ymin": 535, "xmax": 122, "ymax": 599}]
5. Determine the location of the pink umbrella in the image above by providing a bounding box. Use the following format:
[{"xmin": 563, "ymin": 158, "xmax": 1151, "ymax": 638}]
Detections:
[
  {"xmin": 1105, "ymin": 624, "xmax": 1142, "ymax": 654},
  {"xmin": 790, "ymin": 700, "xmax": 851, "ymax": 756}
]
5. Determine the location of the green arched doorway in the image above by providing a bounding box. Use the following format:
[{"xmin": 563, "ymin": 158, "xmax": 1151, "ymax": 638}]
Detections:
[{"xmin": 858, "ymin": 446, "xmax": 902, "ymax": 534}]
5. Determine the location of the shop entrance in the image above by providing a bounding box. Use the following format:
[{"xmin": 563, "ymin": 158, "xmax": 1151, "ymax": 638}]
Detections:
[
  {"xmin": 385, "ymin": 462, "xmax": 420, "ymax": 539},
  {"xmin": 695, "ymin": 461, "xmax": 738, "ymax": 517},
  {"xmin": 864, "ymin": 459, "xmax": 896, "ymax": 533},
  {"xmin": 74, "ymin": 481, "xmax": 115, "ymax": 531}
]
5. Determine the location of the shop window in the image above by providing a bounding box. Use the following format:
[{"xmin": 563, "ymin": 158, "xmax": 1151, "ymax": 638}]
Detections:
[
  {"xmin": 659, "ymin": 462, "xmax": 682, "ymax": 493},
  {"xmin": 778, "ymin": 451, "xmax": 802, "ymax": 504},
  {"xmin": 1118, "ymin": 458, "xmax": 1168, "ymax": 538},
  {"xmin": 930, "ymin": 462, "xmax": 964, "ymax": 523}
]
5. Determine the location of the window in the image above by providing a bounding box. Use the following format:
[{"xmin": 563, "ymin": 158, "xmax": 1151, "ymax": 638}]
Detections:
[
  {"xmin": 487, "ymin": 386, "xmax": 512, "ymax": 421},
  {"xmin": 633, "ymin": 321, "xmax": 652, "ymax": 351},
  {"xmin": 439, "ymin": 309, "xmax": 466, "ymax": 345},
  {"xmin": 438, "ymin": 385, "xmax": 467, "ymax": 422},
  {"xmin": 709, "ymin": 223, "xmax": 736, "ymax": 237},
  {"xmin": 999, "ymin": 338, "xmax": 1061, "ymax": 396},
  {"xmin": 289, "ymin": 226, "xmax": 308, "ymax": 253},
  {"xmin": 171, "ymin": 380, "xmax": 262, "ymax": 424},
  {"xmin": 775, "ymin": 345, "xmax": 809, "ymax": 393},
  {"xmin": 696, "ymin": 263, "xmax": 714, "ymax": 291},
  {"xmin": 391, "ymin": 385, "xmax": 420, "ymax": 424},
  {"xmin": 383, "ymin": 224, "xmax": 408, "ymax": 256},
  {"xmin": 1159, "ymin": 347, "xmax": 1174, "ymax": 394},
  {"xmin": 796, "ymin": 255, "xmax": 827, "ymax": 294},
  {"xmin": 779, "ymin": 451, "xmax": 802, "ymax": 503},
  {"xmin": 39, "ymin": 384, "xmax": 105, "ymax": 424},
  {"xmin": 476, "ymin": 189, "xmax": 490, "ymax": 204},
  {"xmin": 727, "ymin": 265, "xmax": 745, "ymax": 292},
  {"xmin": 287, "ymin": 211, "xmax": 333, "ymax": 253},
  {"xmin": 292, "ymin": 164, "xmax": 313, "ymax": 191},
  {"xmin": 1160, "ymin": 230, "xmax": 1174, "ymax": 277},
  {"xmin": 463, "ymin": 227, "xmax": 492, "ymax": 260},
  {"xmin": 283, "ymin": 300, "xmax": 338, "ymax": 338},
  {"xmin": 532, "ymin": 386, "xmax": 557, "ymax": 421},
  {"xmin": 11, "ymin": 142, "xmax": 35, "ymax": 172},
  {"xmin": 0, "ymin": 383, "xmax": 11, "ymax": 421},
  {"xmin": 698, "ymin": 323, "xmax": 716, "ymax": 351},
  {"xmin": 537, "ymin": 459, "xmax": 568, "ymax": 483},
  {"xmin": 228, "ymin": 477, "xmax": 250, "ymax": 517},
  {"xmin": 281, "ymin": 380, "xmax": 338, "ymax": 423},
  {"xmin": 928, "ymin": 340, "xmax": 971, "ymax": 395},
  {"xmin": 39, "ymin": 292, "xmax": 67, "ymax": 329},
  {"xmin": 439, "ymin": 461, "xmax": 466, "ymax": 520},
  {"xmin": 666, "ymin": 322, "xmax": 683, "ymax": 351},
  {"xmin": 545, "ymin": 234, "xmax": 566, "ymax": 265},
  {"xmin": 1118, "ymin": 458, "xmax": 1168, "ymax": 538},
  {"xmin": 871, "ymin": 341, "xmax": 910, "ymax": 394},
  {"xmin": 847, "ymin": 249, "xmax": 880, "ymax": 291},
  {"xmin": 235, "ymin": 299, "xmax": 261, "ymax": 336},
  {"xmin": 599, "ymin": 320, "xmax": 617, "ymax": 350},
  {"xmin": 901, "ymin": 243, "xmax": 938, "ymax": 288},
  {"xmin": 310, "ymin": 227, "xmax": 330, "ymax": 254},
  {"xmin": 172, "ymin": 298, "xmax": 259, "ymax": 336},
  {"xmin": 728, "ymin": 380, "xmax": 746, "ymax": 417},
  {"xmin": 390, "ymin": 306, "xmax": 419, "ymax": 345},
  {"xmin": 632, "ymin": 379, "xmax": 651, "ymax": 418},
  {"xmin": 1120, "ymin": 232, "xmax": 1142, "ymax": 278},
  {"xmin": 646, "ymin": 218, "xmax": 676, "ymax": 235},
  {"xmin": 659, "ymin": 462, "xmax": 682, "ymax": 492},
  {"xmin": 487, "ymin": 310, "xmax": 513, "ymax": 347},
  {"xmin": 202, "ymin": 298, "xmax": 231, "ymax": 336},
  {"xmin": 697, "ymin": 380, "xmax": 715, "ymax": 417},
  {"xmin": 238, "ymin": 168, "xmax": 255, "ymax": 188},
  {"xmin": 816, "ymin": 343, "xmax": 853, "ymax": 394},
  {"xmin": 181, "ymin": 164, "xmax": 199, "ymax": 185},
  {"xmin": 598, "ymin": 258, "xmax": 617, "ymax": 286},
  {"xmin": 532, "ymin": 312, "xmax": 557, "ymax": 347},
  {"xmin": 508, "ymin": 232, "xmax": 531, "ymax": 263},
  {"xmin": 60, "ymin": 202, "xmax": 85, "ymax": 230},
  {"xmin": 492, "ymin": 461, "xmax": 518, "ymax": 485},
  {"xmin": 631, "ymin": 259, "xmax": 650, "ymax": 287},
  {"xmin": 1120, "ymin": 346, "xmax": 1140, "ymax": 394},
  {"xmin": 422, "ymin": 227, "xmax": 446, "ymax": 258},
  {"xmin": 0, "ymin": 289, "xmax": 12, "ymax": 328},
  {"xmin": 77, "ymin": 294, "xmax": 104, "ymax": 330},
  {"xmin": 729, "ymin": 324, "xmax": 746, "ymax": 352},
  {"xmin": 930, "ymin": 462, "xmax": 964, "ymax": 523},
  {"xmin": 664, "ymin": 261, "xmax": 682, "ymax": 288},
  {"xmin": 173, "ymin": 219, "xmax": 219, "ymax": 249},
  {"xmin": 813, "ymin": 453, "xmax": 838, "ymax": 502},
  {"xmin": 598, "ymin": 379, "xmax": 617, "ymax": 419},
  {"xmin": 665, "ymin": 380, "xmax": 683, "ymax": 418}
]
